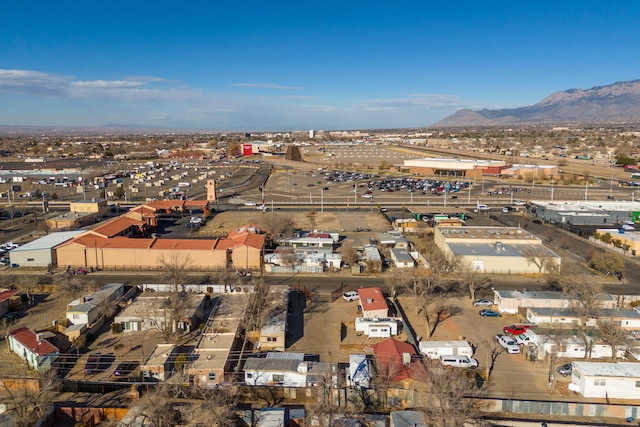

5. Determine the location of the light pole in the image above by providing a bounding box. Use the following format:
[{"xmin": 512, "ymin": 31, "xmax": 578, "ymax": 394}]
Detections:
[{"xmin": 321, "ymin": 188, "xmax": 324, "ymax": 213}]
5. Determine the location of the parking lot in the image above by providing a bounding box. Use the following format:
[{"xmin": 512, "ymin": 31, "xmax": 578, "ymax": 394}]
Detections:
[{"xmin": 288, "ymin": 292, "xmax": 574, "ymax": 401}]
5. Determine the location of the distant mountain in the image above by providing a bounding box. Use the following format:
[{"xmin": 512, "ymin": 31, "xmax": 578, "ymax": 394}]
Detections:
[{"xmin": 434, "ymin": 79, "xmax": 640, "ymax": 127}]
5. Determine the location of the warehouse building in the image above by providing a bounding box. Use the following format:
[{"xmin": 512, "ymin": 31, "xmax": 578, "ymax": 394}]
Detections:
[
  {"xmin": 434, "ymin": 226, "xmax": 561, "ymax": 274},
  {"xmin": 9, "ymin": 230, "xmax": 84, "ymax": 267}
]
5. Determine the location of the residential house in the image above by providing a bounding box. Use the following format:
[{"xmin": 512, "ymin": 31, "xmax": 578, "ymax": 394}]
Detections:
[
  {"xmin": 525, "ymin": 330, "xmax": 626, "ymax": 360},
  {"xmin": 357, "ymin": 287, "xmax": 388, "ymax": 318},
  {"xmin": 141, "ymin": 344, "xmax": 178, "ymax": 381},
  {"xmin": 188, "ymin": 295, "xmax": 244, "ymax": 388},
  {"xmin": 7, "ymin": 327, "xmax": 59, "ymax": 373},
  {"xmin": 0, "ymin": 289, "xmax": 20, "ymax": 318},
  {"xmin": 372, "ymin": 339, "xmax": 426, "ymax": 388},
  {"xmin": 258, "ymin": 291, "xmax": 289, "ymax": 352},
  {"xmin": 390, "ymin": 410, "xmax": 428, "ymax": 427},
  {"xmin": 243, "ymin": 352, "xmax": 336, "ymax": 388},
  {"xmin": 569, "ymin": 362, "xmax": 640, "ymax": 399},
  {"xmin": 389, "ymin": 248, "xmax": 415, "ymax": 268},
  {"xmin": 114, "ymin": 293, "xmax": 205, "ymax": 333},
  {"xmin": 66, "ymin": 283, "xmax": 125, "ymax": 327}
]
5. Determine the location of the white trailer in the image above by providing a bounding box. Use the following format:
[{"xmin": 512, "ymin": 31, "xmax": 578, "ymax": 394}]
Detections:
[
  {"xmin": 418, "ymin": 340, "xmax": 473, "ymax": 359},
  {"xmin": 354, "ymin": 317, "xmax": 400, "ymax": 338}
]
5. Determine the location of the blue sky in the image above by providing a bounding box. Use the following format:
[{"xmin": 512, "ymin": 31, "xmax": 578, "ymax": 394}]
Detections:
[{"xmin": 1, "ymin": 1, "xmax": 639, "ymax": 131}]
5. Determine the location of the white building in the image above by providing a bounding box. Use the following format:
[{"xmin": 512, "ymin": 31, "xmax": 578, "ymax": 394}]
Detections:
[
  {"xmin": 526, "ymin": 331, "xmax": 626, "ymax": 360},
  {"xmin": 244, "ymin": 352, "xmax": 336, "ymax": 388},
  {"xmin": 346, "ymin": 354, "xmax": 370, "ymax": 388},
  {"xmin": 569, "ymin": 362, "xmax": 640, "ymax": 399},
  {"xmin": 389, "ymin": 248, "xmax": 414, "ymax": 268},
  {"xmin": 7, "ymin": 327, "xmax": 59, "ymax": 373},
  {"xmin": 494, "ymin": 289, "xmax": 616, "ymax": 314},
  {"xmin": 66, "ymin": 283, "xmax": 125, "ymax": 327},
  {"xmin": 355, "ymin": 317, "xmax": 401, "ymax": 338},
  {"xmin": 418, "ymin": 340, "xmax": 473, "ymax": 360},
  {"xmin": 526, "ymin": 307, "xmax": 640, "ymax": 330}
]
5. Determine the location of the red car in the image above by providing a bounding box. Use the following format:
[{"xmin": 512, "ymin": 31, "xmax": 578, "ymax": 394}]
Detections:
[{"xmin": 503, "ymin": 324, "xmax": 531, "ymax": 336}]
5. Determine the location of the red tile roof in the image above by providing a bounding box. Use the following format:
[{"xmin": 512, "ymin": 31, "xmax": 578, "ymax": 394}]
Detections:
[
  {"xmin": 152, "ymin": 238, "xmax": 218, "ymax": 251},
  {"xmin": 0, "ymin": 289, "xmax": 19, "ymax": 303},
  {"xmin": 145, "ymin": 200, "xmax": 186, "ymax": 210},
  {"xmin": 90, "ymin": 216, "xmax": 144, "ymax": 238},
  {"xmin": 9, "ymin": 327, "xmax": 58, "ymax": 356},
  {"xmin": 357, "ymin": 287, "xmax": 388, "ymax": 312},
  {"xmin": 372, "ymin": 338, "xmax": 424, "ymax": 383}
]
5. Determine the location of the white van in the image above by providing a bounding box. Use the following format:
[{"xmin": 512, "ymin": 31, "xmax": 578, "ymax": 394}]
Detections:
[{"xmin": 439, "ymin": 355, "xmax": 478, "ymax": 369}]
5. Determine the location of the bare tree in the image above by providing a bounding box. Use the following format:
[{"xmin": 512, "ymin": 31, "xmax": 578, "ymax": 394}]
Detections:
[
  {"xmin": 281, "ymin": 251, "xmax": 299, "ymax": 272},
  {"xmin": 187, "ymin": 385, "xmax": 240, "ymax": 426},
  {"xmin": 13, "ymin": 276, "xmax": 37, "ymax": 306},
  {"xmin": 129, "ymin": 384, "xmax": 183, "ymax": 427},
  {"xmin": 339, "ymin": 240, "xmax": 359, "ymax": 267},
  {"xmin": 598, "ymin": 320, "xmax": 628, "ymax": 360},
  {"xmin": 53, "ymin": 274, "xmax": 90, "ymax": 300},
  {"xmin": 421, "ymin": 364, "xmax": 486, "ymax": 427},
  {"xmin": 261, "ymin": 213, "xmax": 295, "ymax": 246},
  {"xmin": 479, "ymin": 337, "xmax": 504, "ymax": 381},
  {"xmin": 458, "ymin": 260, "xmax": 492, "ymax": 300},
  {"xmin": 159, "ymin": 252, "xmax": 192, "ymax": 294},
  {"xmin": 409, "ymin": 274, "xmax": 450, "ymax": 338},
  {"xmin": 0, "ymin": 369, "xmax": 61, "ymax": 427},
  {"xmin": 71, "ymin": 335, "xmax": 86, "ymax": 356},
  {"xmin": 523, "ymin": 247, "xmax": 559, "ymax": 274},
  {"xmin": 372, "ymin": 358, "xmax": 405, "ymax": 409}
]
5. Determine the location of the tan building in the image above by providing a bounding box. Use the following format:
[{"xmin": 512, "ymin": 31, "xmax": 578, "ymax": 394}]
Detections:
[
  {"xmin": 434, "ymin": 226, "xmax": 561, "ymax": 274},
  {"xmin": 69, "ymin": 198, "xmax": 108, "ymax": 213},
  {"xmin": 53, "ymin": 201, "xmax": 264, "ymax": 270},
  {"xmin": 141, "ymin": 344, "xmax": 178, "ymax": 381},
  {"xmin": 46, "ymin": 211, "xmax": 100, "ymax": 231}
]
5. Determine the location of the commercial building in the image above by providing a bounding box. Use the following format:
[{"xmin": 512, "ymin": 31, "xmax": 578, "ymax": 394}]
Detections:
[
  {"xmin": 434, "ymin": 226, "xmax": 561, "ymax": 274},
  {"xmin": 530, "ymin": 200, "xmax": 640, "ymax": 226},
  {"xmin": 403, "ymin": 158, "xmax": 506, "ymax": 178},
  {"xmin": 9, "ymin": 230, "xmax": 84, "ymax": 267}
]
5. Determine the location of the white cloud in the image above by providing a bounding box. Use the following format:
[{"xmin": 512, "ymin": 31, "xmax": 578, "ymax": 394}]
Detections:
[
  {"xmin": 231, "ymin": 83, "xmax": 304, "ymax": 90},
  {"xmin": 0, "ymin": 69, "xmax": 488, "ymax": 129}
]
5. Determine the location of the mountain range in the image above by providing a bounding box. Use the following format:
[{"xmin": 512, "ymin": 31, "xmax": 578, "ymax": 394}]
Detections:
[{"xmin": 433, "ymin": 79, "xmax": 640, "ymax": 127}]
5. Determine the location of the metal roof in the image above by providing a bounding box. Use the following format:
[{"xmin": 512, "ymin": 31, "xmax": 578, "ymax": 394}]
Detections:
[
  {"xmin": 573, "ymin": 361, "xmax": 640, "ymax": 378},
  {"xmin": 11, "ymin": 230, "xmax": 84, "ymax": 252}
]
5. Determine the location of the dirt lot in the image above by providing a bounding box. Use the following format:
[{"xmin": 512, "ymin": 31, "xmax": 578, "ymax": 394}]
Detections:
[{"xmin": 288, "ymin": 292, "xmax": 575, "ymax": 401}]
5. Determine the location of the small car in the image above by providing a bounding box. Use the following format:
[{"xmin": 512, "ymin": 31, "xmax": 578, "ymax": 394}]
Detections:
[
  {"xmin": 479, "ymin": 309, "xmax": 501, "ymax": 317},
  {"xmin": 556, "ymin": 363, "xmax": 573, "ymax": 376},
  {"xmin": 243, "ymin": 201, "xmax": 257, "ymax": 206},
  {"xmin": 113, "ymin": 362, "xmax": 137, "ymax": 377},
  {"xmin": 84, "ymin": 354, "xmax": 102, "ymax": 374},
  {"xmin": 342, "ymin": 291, "xmax": 359, "ymax": 302},
  {"xmin": 473, "ymin": 298, "xmax": 494, "ymax": 307},
  {"xmin": 503, "ymin": 324, "xmax": 532, "ymax": 336}
]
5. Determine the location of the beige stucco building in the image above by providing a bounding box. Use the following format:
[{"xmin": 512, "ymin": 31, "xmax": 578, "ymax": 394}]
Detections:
[{"xmin": 434, "ymin": 226, "xmax": 561, "ymax": 274}]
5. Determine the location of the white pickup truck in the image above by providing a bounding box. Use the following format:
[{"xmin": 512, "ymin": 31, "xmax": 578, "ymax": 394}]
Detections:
[
  {"xmin": 515, "ymin": 331, "xmax": 534, "ymax": 346},
  {"xmin": 496, "ymin": 334, "xmax": 521, "ymax": 354}
]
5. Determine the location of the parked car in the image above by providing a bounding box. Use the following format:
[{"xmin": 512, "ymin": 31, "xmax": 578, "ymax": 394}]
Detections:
[
  {"xmin": 503, "ymin": 324, "xmax": 532, "ymax": 336},
  {"xmin": 84, "ymin": 354, "xmax": 103, "ymax": 374},
  {"xmin": 243, "ymin": 201, "xmax": 257, "ymax": 206},
  {"xmin": 495, "ymin": 334, "xmax": 521, "ymax": 354},
  {"xmin": 113, "ymin": 361, "xmax": 137, "ymax": 377},
  {"xmin": 342, "ymin": 291, "xmax": 359, "ymax": 302},
  {"xmin": 473, "ymin": 298, "xmax": 493, "ymax": 307},
  {"xmin": 439, "ymin": 355, "xmax": 478, "ymax": 369},
  {"xmin": 515, "ymin": 331, "xmax": 534, "ymax": 345},
  {"xmin": 556, "ymin": 363, "xmax": 573, "ymax": 376},
  {"xmin": 479, "ymin": 309, "xmax": 501, "ymax": 317}
]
